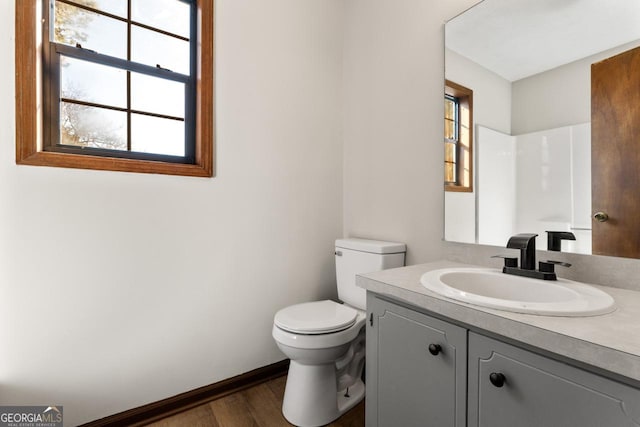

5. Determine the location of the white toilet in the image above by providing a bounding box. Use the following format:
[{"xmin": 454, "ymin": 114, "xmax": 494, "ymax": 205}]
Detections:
[{"xmin": 272, "ymin": 238, "xmax": 406, "ymax": 427}]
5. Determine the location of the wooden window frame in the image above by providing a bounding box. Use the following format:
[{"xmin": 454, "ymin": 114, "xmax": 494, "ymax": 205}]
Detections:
[
  {"xmin": 444, "ymin": 79, "xmax": 473, "ymax": 193},
  {"xmin": 15, "ymin": 0, "xmax": 215, "ymax": 177}
]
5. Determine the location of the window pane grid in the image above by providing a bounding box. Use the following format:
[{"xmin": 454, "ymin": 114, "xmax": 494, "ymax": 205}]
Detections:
[
  {"xmin": 60, "ymin": 98, "xmax": 185, "ymax": 122},
  {"xmin": 68, "ymin": 0, "xmax": 128, "ymax": 17},
  {"xmin": 444, "ymin": 82, "xmax": 472, "ymax": 190},
  {"xmin": 444, "ymin": 141, "xmax": 457, "ymax": 163},
  {"xmin": 54, "ymin": 0, "xmax": 192, "ymax": 78},
  {"xmin": 48, "ymin": 0, "xmax": 196, "ymax": 162},
  {"xmin": 56, "ymin": 0, "xmax": 190, "ymax": 43},
  {"xmin": 60, "ymin": 102, "xmax": 127, "ymax": 150},
  {"xmin": 444, "ymin": 117, "xmax": 456, "ymax": 140},
  {"xmin": 55, "ymin": 43, "xmax": 190, "ymax": 82},
  {"xmin": 444, "ymin": 162, "xmax": 456, "ymax": 184},
  {"xmin": 444, "ymin": 98, "xmax": 455, "ymax": 120},
  {"xmin": 445, "ymin": 94, "xmax": 460, "ymax": 185}
]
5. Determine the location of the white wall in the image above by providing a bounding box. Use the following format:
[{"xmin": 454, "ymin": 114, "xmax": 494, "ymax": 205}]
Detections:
[
  {"xmin": 515, "ymin": 126, "xmax": 574, "ymax": 248},
  {"xmin": 1, "ymin": 1, "xmax": 344, "ymax": 425},
  {"xmin": 476, "ymin": 126, "xmax": 515, "ymax": 247},
  {"xmin": 444, "ymin": 192, "xmax": 476, "ymax": 244},
  {"xmin": 474, "ymin": 124, "xmax": 591, "ymax": 253},
  {"xmin": 445, "ymin": 49, "xmax": 512, "ymax": 134},
  {"xmin": 443, "ymin": 49, "xmax": 512, "ymax": 244},
  {"xmin": 570, "ymin": 124, "xmax": 592, "ymax": 230},
  {"xmin": 514, "ymin": 123, "xmax": 591, "ymax": 254},
  {"xmin": 342, "ymin": 0, "xmax": 480, "ymax": 264},
  {"xmin": 512, "ymin": 39, "xmax": 640, "ymax": 135}
]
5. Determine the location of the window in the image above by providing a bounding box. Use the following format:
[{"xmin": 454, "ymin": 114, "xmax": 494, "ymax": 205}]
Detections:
[
  {"xmin": 15, "ymin": 0, "xmax": 214, "ymax": 177},
  {"xmin": 444, "ymin": 80, "xmax": 472, "ymax": 191}
]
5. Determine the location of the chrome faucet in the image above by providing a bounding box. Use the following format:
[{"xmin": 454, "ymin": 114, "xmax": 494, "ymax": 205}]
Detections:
[{"xmin": 494, "ymin": 233, "xmax": 571, "ymax": 281}]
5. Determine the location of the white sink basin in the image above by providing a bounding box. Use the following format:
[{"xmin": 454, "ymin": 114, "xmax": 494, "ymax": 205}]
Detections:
[{"xmin": 420, "ymin": 268, "xmax": 615, "ymax": 316}]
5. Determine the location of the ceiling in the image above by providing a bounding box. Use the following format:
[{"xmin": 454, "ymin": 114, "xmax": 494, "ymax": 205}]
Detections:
[{"xmin": 445, "ymin": 0, "xmax": 640, "ymax": 82}]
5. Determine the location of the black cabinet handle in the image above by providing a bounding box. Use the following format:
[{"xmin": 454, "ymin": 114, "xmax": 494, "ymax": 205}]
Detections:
[
  {"xmin": 489, "ymin": 372, "xmax": 506, "ymax": 388},
  {"xmin": 428, "ymin": 343, "xmax": 441, "ymax": 355}
]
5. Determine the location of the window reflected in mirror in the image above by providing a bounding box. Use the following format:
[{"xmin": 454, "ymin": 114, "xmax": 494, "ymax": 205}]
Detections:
[{"xmin": 444, "ymin": 80, "xmax": 473, "ymax": 192}]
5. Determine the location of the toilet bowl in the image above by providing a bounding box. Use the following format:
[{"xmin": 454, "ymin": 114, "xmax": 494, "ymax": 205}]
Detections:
[
  {"xmin": 273, "ymin": 300, "xmax": 366, "ymax": 427},
  {"xmin": 272, "ymin": 238, "xmax": 406, "ymax": 427}
]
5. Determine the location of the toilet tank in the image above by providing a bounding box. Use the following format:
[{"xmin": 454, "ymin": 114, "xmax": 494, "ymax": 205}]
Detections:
[{"xmin": 335, "ymin": 238, "xmax": 406, "ymax": 310}]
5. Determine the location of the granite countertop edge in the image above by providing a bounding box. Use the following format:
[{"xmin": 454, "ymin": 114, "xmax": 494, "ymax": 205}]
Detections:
[{"xmin": 356, "ymin": 260, "xmax": 640, "ymax": 383}]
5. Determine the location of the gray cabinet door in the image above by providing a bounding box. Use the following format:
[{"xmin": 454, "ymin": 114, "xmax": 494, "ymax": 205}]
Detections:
[
  {"xmin": 468, "ymin": 332, "xmax": 640, "ymax": 427},
  {"xmin": 366, "ymin": 294, "xmax": 467, "ymax": 427}
]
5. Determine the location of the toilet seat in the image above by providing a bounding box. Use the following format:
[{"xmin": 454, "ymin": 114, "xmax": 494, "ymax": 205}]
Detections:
[{"xmin": 274, "ymin": 300, "xmax": 357, "ymax": 334}]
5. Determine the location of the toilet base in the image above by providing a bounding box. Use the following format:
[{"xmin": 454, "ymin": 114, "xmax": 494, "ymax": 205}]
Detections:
[
  {"xmin": 282, "ymin": 360, "xmax": 365, "ymax": 427},
  {"xmin": 337, "ymin": 378, "xmax": 365, "ymax": 414}
]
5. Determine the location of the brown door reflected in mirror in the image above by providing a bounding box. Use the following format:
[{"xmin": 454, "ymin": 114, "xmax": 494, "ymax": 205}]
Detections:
[{"xmin": 591, "ymin": 45, "xmax": 640, "ymax": 258}]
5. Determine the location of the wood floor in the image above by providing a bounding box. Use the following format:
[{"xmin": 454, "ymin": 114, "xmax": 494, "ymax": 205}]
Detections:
[{"xmin": 145, "ymin": 375, "xmax": 365, "ymax": 427}]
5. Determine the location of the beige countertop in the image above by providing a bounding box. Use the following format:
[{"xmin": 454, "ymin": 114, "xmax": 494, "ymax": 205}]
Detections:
[{"xmin": 357, "ymin": 260, "xmax": 640, "ymax": 384}]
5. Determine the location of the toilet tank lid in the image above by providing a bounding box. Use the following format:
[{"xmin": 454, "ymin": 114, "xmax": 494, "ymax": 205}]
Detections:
[{"xmin": 335, "ymin": 238, "xmax": 406, "ymax": 254}]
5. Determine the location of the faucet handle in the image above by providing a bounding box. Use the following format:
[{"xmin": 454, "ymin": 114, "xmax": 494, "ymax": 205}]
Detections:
[
  {"xmin": 539, "ymin": 260, "xmax": 572, "ymax": 273},
  {"xmin": 545, "ymin": 260, "xmax": 572, "ymax": 268},
  {"xmin": 491, "ymin": 255, "xmax": 518, "ymax": 268}
]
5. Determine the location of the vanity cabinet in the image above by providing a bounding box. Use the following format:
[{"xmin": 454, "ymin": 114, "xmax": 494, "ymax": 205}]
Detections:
[
  {"xmin": 366, "ymin": 295, "xmax": 640, "ymax": 427},
  {"xmin": 365, "ymin": 293, "xmax": 467, "ymax": 427},
  {"xmin": 468, "ymin": 332, "xmax": 640, "ymax": 427}
]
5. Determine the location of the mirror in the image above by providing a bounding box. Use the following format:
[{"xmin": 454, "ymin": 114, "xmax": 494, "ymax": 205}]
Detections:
[{"xmin": 444, "ymin": 0, "xmax": 640, "ymax": 257}]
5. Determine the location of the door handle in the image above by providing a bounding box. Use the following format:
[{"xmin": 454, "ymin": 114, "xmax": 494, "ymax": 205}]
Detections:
[{"xmin": 593, "ymin": 212, "xmax": 609, "ymax": 222}]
